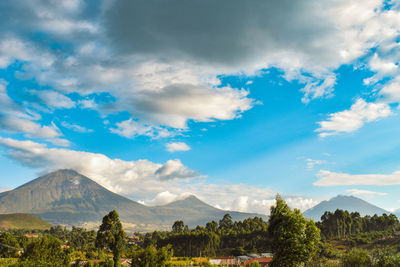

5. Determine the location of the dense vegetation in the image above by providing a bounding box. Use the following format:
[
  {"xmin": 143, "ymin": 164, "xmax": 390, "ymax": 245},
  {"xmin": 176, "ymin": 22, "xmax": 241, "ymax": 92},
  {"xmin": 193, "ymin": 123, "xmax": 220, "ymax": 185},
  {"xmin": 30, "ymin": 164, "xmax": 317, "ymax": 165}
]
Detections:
[
  {"xmin": 318, "ymin": 209, "xmax": 400, "ymax": 239},
  {"xmin": 0, "ymin": 200, "xmax": 399, "ymax": 266},
  {"xmin": 145, "ymin": 214, "xmax": 269, "ymax": 257}
]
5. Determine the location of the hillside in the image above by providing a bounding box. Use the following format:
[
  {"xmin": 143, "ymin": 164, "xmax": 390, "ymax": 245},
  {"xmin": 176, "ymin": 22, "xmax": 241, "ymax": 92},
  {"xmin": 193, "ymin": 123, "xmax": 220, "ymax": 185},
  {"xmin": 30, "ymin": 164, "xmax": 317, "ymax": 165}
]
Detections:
[
  {"xmin": 0, "ymin": 170, "xmax": 265, "ymax": 230},
  {"xmin": 0, "ymin": 213, "xmax": 51, "ymax": 230},
  {"xmin": 303, "ymin": 195, "xmax": 389, "ymax": 221},
  {"xmin": 151, "ymin": 195, "xmax": 267, "ymax": 227}
]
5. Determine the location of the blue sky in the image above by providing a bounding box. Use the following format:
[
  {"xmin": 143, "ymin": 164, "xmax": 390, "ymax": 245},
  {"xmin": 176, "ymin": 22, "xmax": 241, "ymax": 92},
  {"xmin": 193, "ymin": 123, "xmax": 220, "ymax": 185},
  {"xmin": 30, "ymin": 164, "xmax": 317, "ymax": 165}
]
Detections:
[{"xmin": 1, "ymin": 0, "xmax": 400, "ymax": 214}]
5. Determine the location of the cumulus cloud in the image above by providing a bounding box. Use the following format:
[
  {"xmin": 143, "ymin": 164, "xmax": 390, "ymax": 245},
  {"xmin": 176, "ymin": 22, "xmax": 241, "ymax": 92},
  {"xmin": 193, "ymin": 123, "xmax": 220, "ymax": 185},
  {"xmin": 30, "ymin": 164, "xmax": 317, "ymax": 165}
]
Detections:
[
  {"xmin": 314, "ymin": 169, "xmax": 400, "ymax": 186},
  {"xmin": 0, "ymin": 137, "xmax": 200, "ymax": 194},
  {"xmin": 1, "ymin": 0, "xmax": 399, "ymax": 136},
  {"xmin": 0, "ymin": 137, "xmax": 318, "ymax": 214},
  {"xmin": 316, "ymin": 99, "xmax": 392, "ymax": 137},
  {"xmin": 346, "ymin": 188, "xmax": 387, "ymax": 196},
  {"xmin": 380, "ymin": 76, "xmax": 400, "ymax": 103},
  {"xmin": 166, "ymin": 142, "xmax": 190, "ymax": 152},
  {"xmin": 155, "ymin": 159, "xmax": 199, "ymax": 180}
]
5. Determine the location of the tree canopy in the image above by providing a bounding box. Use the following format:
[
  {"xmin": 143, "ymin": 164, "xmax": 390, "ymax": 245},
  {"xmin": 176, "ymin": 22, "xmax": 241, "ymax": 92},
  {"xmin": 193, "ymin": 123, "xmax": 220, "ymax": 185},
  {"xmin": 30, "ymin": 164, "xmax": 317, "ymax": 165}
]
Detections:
[{"xmin": 268, "ymin": 194, "xmax": 320, "ymax": 267}]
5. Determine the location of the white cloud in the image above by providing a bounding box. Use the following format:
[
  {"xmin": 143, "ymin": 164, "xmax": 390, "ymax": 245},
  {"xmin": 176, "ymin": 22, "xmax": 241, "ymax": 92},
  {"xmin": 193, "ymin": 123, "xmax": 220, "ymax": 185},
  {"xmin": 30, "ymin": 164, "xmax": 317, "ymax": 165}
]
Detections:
[
  {"xmin": 380, "ymin": 76, "xmax": 400, "ymax": 103},
  {"xmin": 306, "ymin": 158, "xmax": 327, "ymax": 169},
  {"xmin": 316, "ymin": 99, "xmax": 392, "ymax": 137},
  {"xmin": 0, "ymin": 117, "xmax": 61, "ymax": 139},
  {"xmin": 155, "ymin": 159, "xmax": 199, "ymax": 181},
  {"xmin": 346, "ymin": 188, "xmax": 387, "ymax": 196},
  {"xmin": 61, "ymin": 121, "xmax": 93, "ymax": 133},
  {"xmin": 34, "ymin": 90, "xmax": 76, "ymax": 109},
  {"xmin": 144, "ymin": 191, "xmax": 192, "ymax": 206},
  {"xmin": 166, "ymin": 142, "xmax": 190, "ymax": 152},
  {"xmin": 110, "ymin": 119, "xmax": 174, "ymax": 139},
  {"xmin": 0, "ymin": 137, "xmax": 200, "ymax": 194},
  {"xmin": 314, "ymin": 169, "xmax": 400, "ymax": 186},
  {"xmin": 0, "ymin": 80, "xmax": 71, "ymax": 145},
  {"xmin": 2, "ymin": 0, "xmax": 399, "ymax": 137},
  {"xmin": 0, "ymin": 136, "xmax": 319, "ymax": 214}
]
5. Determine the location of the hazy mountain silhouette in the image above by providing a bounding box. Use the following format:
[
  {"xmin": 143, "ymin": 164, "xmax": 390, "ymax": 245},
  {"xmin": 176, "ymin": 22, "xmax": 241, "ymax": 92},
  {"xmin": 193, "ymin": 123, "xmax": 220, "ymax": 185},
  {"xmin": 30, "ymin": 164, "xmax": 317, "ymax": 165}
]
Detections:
[
  {"xmin": 0, "ymin": 170, "xmax": 265, "ymax": 230},
  {"xmin": 303, "ymin": 195, "xmax": 389, "ymax": 221}
]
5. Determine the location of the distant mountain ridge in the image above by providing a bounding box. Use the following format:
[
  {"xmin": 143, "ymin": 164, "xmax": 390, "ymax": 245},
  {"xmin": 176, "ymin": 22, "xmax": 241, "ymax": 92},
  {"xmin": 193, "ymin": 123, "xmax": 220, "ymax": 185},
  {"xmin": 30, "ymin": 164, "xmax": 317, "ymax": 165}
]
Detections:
[
  {"xmin": 303, "ymin": 195, "xmax": 390, "ymax": 221},
  {"xmin": 0, "ymin": 170, "xmax": 266, "ymax": 231}
]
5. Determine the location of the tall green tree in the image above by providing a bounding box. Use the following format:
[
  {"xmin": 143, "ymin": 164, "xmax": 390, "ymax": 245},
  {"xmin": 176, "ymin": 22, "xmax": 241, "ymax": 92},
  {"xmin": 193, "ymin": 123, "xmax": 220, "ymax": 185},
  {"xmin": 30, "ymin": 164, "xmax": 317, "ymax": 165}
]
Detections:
[
  {"xmin": 268, "ymin": 194, "xmax": 320, "ymax": 267},
  {"xmin": 96, "ymin": 210, "xmax": 126, "ymax": 267},
  {"xmin": 172, "ymin": 220, "xmax": 185, "ymax": 233},
  {"xmin": 219, "ymin": 214, "xmax": 233, "ymax": 231}
]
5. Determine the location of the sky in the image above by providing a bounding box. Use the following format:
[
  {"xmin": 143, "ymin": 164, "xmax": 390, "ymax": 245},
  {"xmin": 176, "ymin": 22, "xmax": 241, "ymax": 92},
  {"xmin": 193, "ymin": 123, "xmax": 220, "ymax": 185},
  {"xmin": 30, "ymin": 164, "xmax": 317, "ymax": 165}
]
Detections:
[{"xmin": 1, "ymin": 0, "xmax": 400, "ymax": 214}]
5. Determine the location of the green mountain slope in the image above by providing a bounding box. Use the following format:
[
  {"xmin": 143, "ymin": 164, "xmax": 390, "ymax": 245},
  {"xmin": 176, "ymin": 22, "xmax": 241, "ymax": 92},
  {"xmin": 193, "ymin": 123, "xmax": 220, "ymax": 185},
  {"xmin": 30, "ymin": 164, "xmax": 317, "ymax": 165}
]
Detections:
[
  {"xmin": 303, "ymin": 195, "xmax": 389, "ymax": 221},
  {"xmin": 0, "ymin": 213, "xmax": 51, "ymax": 230},
  {"xmin": 0, "ymin": 170, "xmax": 265, "ymax": 230}
]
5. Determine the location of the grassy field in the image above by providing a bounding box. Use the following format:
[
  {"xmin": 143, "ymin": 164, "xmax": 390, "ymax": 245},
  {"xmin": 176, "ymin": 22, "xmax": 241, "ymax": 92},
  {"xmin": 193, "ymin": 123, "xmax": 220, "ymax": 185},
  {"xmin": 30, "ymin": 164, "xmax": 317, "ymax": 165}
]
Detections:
[{"xmin": 0, "ymin": 213, "xmax": 52, "ymax": 230}]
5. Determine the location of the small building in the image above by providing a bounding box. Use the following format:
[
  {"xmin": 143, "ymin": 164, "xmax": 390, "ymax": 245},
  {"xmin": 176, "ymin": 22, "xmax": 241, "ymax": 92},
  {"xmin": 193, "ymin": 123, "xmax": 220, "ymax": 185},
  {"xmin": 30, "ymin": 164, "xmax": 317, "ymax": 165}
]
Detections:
[
  {"xmin": 260, "ymin": 252, "xmax": 273, "ymax": 258},
  {"xmin": 24, "ymin": 234, "xmax": 39, "ymax": 238},
  {"xmin": 209, "ymin": 257, "xmax": 240, "ymax": 266}
]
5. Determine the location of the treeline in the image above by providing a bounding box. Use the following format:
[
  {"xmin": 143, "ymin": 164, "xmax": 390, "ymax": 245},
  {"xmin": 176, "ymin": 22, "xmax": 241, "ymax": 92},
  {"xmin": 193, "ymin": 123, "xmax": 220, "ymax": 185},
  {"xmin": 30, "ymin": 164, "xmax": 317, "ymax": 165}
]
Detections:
[
  {"xmin": 318, "ymin": 209, "xmax": 400, "ymax": 239},
  {"xmin": 144, "ymin": 214, "xmax": 270, "ymax": 257}
]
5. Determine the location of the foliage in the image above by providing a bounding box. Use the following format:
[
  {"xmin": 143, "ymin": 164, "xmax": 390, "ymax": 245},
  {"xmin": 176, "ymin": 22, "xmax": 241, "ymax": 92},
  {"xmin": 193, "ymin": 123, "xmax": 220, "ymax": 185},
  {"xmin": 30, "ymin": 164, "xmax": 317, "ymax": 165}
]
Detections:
[
  {"xmin": 318, "ymin": 210, "xmax": 400, "ymax": 239},
  {"xmin": 172, "ymin": 220, "xmax": 185, "ymax": 233},
  {"xmin": 268, "ymin": 194, "xmax": 321, "ymax": 267},
  {"xmin": 20, "ymin": 235, "xmax": 70, "ymax": 266},
  {"xmin": 96, "ymin": 210, "xmax": 126, "ymax": 267},
  {"xmin": 341, "ymin": 249, "xmax": 372, "ymax": 267},
  {"xmin": 147, "ymin": 215, "xmax": 269, "ymax": 257},
  {"xmin": 0, "ymin": 232, "xmax": 20, "ymax": 258},
  {"xmin": 131, "ymin": 245, "xmax": 172, "ymax": 267},
  {"xmin": 247, "ymin": 262, "xmax": 261, "ymax": 267}
]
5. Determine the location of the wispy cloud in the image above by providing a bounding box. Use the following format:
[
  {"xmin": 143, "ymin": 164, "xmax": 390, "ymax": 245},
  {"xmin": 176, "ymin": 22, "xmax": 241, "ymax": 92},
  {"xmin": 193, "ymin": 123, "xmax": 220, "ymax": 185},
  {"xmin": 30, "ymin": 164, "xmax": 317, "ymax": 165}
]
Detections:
[
  {"xmin": 61, "ymin": 121, "xmax": 93, "ymax": 133},
  {"xmin": 346, "ymin": 188, "xmax": 387, "ymax": 196},
  {"xmin": 314, "ymin": 170, "xmax": 400, "ymax": 186},
  {"xmin": 306, "ymin": 158, "xmax": 326, "ymax": 169}
]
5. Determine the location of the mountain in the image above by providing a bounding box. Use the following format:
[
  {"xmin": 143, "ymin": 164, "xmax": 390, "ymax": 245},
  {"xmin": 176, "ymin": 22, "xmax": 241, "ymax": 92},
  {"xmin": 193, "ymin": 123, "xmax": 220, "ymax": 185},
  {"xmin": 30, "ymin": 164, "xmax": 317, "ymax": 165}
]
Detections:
[
  {"xmin": 151, "ymin": 195, "xmax": 266, "ymax": 227},
  {"xmin": 0, "ymin": 169, "xmax": 155, "ymax": 226},
  {"xmin": 0, "ymin": 213, "xmax": 51, "ymax": 230},
  {"xmin": 0, "ymin": 170, "xmax": 265, "ymax": 231},
  {"xmin": 303, "ymin": 195, "xmax": 390, "ymax": 221}
]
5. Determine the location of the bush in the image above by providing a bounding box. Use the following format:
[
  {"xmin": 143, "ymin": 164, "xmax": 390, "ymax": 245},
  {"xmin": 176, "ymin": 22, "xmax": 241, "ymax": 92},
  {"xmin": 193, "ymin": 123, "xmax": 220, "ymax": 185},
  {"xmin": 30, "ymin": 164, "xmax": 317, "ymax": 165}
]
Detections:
[{"xmin": 341, "ymin": 249, "xmax": 372, "ymax": 267}]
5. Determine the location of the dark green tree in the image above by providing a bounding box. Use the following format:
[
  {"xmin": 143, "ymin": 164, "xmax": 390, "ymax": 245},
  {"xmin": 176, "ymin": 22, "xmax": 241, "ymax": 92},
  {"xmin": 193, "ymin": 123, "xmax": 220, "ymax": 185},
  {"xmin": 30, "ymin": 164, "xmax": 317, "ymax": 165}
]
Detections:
[
  {"xmin": 20, "ymin": 235, "xmax": 70, "ymax": 266},
  {"xmin": 172, "ymin": 220, "xmax": 185, "ymax": 233},
  {"xmin": 268, "ymin": 194, "xmax": 320, "ymax": 267},
  {"xmin": 0, "ymin": 232, "xmax": 20, "ymax": 258},
  {"xmin": 219, "ymin": 214, "xmax": 233, "ymax": 231},
  {"xmin": 96, "ymin": 210, "xmax": 126, "ymax": 267},
  {"xmin": 131, "ymin": 245, "xmax": 172, "ymax": 267}
]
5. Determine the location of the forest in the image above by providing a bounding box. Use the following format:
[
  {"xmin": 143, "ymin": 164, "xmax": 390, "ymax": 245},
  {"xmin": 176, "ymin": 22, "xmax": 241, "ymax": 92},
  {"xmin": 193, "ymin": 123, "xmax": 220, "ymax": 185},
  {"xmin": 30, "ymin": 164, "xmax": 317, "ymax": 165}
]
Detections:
[{"xmin": 0, "ymin": 196, "xmax": 400, "ymax": 266}]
